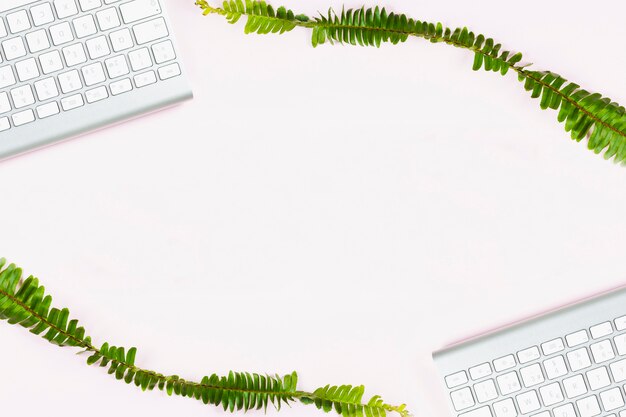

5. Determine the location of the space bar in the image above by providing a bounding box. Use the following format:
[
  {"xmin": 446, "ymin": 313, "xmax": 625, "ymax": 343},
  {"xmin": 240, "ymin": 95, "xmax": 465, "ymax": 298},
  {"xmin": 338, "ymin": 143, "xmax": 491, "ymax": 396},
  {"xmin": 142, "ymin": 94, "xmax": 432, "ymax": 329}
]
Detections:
[{"xmin": 0, "ymin": 0, "xmax": 38, "ymax": 13}]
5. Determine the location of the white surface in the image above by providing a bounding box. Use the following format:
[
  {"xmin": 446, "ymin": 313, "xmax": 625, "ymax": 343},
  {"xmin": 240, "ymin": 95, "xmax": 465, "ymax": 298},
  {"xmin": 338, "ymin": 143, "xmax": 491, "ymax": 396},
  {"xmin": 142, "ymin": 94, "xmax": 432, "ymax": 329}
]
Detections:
[{"xmin": 0, "ymin": 0, "xmax": 625, "ymax": 416}]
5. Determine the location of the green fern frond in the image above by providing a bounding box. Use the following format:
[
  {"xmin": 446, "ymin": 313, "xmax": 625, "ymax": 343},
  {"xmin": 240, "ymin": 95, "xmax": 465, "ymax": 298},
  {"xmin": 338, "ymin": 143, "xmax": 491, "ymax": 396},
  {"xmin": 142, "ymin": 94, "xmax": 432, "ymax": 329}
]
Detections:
[
  {"xmin": 196, "ymin": 1, "xmax": 626, "ymax": 164},
  {"xmin": 300, "ymin": 384, "xmax": 410, "ymax": 417},
  {"xmin": 0, "ymin": 259, "xmax": 91, "ymax": 346},
  {"xmin": 196, "ymin": 0, "xmax": 306, "ymax": 35},
  {"xmin": 0, "ymin": 258, "xmax": 409, "ymax": 417}
]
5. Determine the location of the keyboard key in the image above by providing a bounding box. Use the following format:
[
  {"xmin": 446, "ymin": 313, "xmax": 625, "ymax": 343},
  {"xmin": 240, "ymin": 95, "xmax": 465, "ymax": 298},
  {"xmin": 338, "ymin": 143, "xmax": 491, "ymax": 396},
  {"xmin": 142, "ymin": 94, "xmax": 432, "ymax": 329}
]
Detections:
[
  {"xmin": 553, "ymin": 403, "xmax": 576, "ymax": 417},
  {"xmin": 445, "ymin": 371, "xmax": 467, "ymax": 388},
  {"xmin": 78, "ymin": 0, "xmax": 102, "ymax": 11},
  {"xmin": 540, "ymin": 382, "xmax": 564, "ymax": 406},
  {"xmin": 12, "ymin": 109, "xmax": 35, "ymax": 126},
  {"xmin": 450, "ymin": 387, "xmax": 475, "ymax": 411},
  {"xmin": 31, "ymin": 3, "xmax": 55, "ymax": 26},
  {"xmin": 469, "ymin": 363, "xmax": 492, "ymax": 380},
  {"xmin": 82, "ymin": 62, "xmax": 106, "ymax": 86},
  {"xmin": 15, "ymin": 57, "xmax": 39, "ymax": 81},
  {"xmin": 566, "ymin": 329, "xmax": 589, "ymax": 347},
  {"xmin": 0, "ymin": 18, "xmax": 6, "ymax": 38},
  {"xmin": 520, "ymin": 363, "xmax": 544, "ymax": 387},
  {"xmin": 158, "ymin": 62, "xmax": 180, "ymax": 80},
  {"xmin": 2, "ymin": 37, "xmax": 27, "ymax": 60},
  {"xmin": 610, "ymin": 358, "xmax": 626, "ymax": 382},
  {"xmin": 62, "ymin": 43, "xmax": 87, "ymax": 66},
  {"xmin": 516, "ymin": 390, "xmax": 540, "ymax": 414},
  {"xmin": 96, "ymin": 7, "xmax": 121, "ymax": 31},
  {"xmin": 86, "ymin": 35, "xmax": 111, "ymax": 59},
  {"xmin": 493, "ymin": 355, "xmax": 516, "ymax": 372},
  {"xmin": 36, "ymin": 101, "xmax": 59, "ymax": 118},
  {"xmin": 459, "ymin": 406, "xmax": 492, "ymax": 417},
  {"xmin": 590, "ymin": 340, "xmax": 615, "ymax": 363},
  {"xmin": 134, "ymin": 70, "xmax": 156, "ymax": 87},
  {"xmin": 61, "ymin": 93, "xmax": 84, "ymax": 110},
  {"xmin": 128, "ymin": 47, "xmax": 152, "ymax": 71},
  {"xmin": 517, "ymin": 346, "xmax": 540, "ymax": 364},
  {"xmin": 152, "ymin": 39, "xmax": 175, "ymax": 63},
  {"xmin": 11, "ymin": 84, "xmax": 35, "ymax": 108},
  {"xmin": 58, "ymin": 69, "xmax": 82, "ymax": 93},
  {"xmin": 576, "ymin": 395, "xmax": 600, "ymax": 417},
  {"xmin": 110, "ymin": 28, "xmax": 133, "ymax": 52},
  {"xmin": 73, "ymin": 15, "xmax": 97, "ymax": 38},
  {"xmin": 133, "ymin": 16, "xmax": 168, "ymax": 44},
  {"xmin": 7, "ymin": 10, "xmax": 31, "ymax": 33},
  {"xmin": 614, "ymin": 334, "xmax": 626, "ymax": 355},
  {"xmin": 34, "ymin": 76, "xmax": 59, "ymax": 100},
  {"xmin": 542, "ymin": 338, "xmax": 565, "ymax": 355},
  {"xmin": 0, "ymin": 117, "xmax": 10, "ymax": 132},
  {"xmin": 586, "ymin": 366, "xmax": 610, "ymax": 390},
  {"xmin": 563, "ymin": 374, "xmax": 587, "ymax": 398},
  {"xmin": 105, "ymin": 55, "xmax": 129, "ymax": 78},
  {"xmin": 54, "ymin": 0, "xmax": 79, "ymax": 19},
  {"xmin": 120, "ymin": 0, "xmax": 161, "ymax": 24},
  {"xmin": 496, "ymin": 371, "xmax": 521, "ymax": 395},
  {"xmin": 567, "ymin": 347, "xmax": 592, "ymax": 371},
  {"xmin": 110, "ymin": 78, "xmax": 132, "ymax": 95},
  {"xmin": 0, "ymin": 92, "xmax": 11, "ymax": 114},
  {"xmin": 600, "ymin": 387, "xmax": 624, "ymax": 411},
  {"xmin": 474, "ymin": 379, "xmax": 497, "ymax": 403},
  {"xmin": 50, "ymin": 22, "xmax": 74, "ymax": 45},
  {"xmin": 25, "ymin": 29, "xmax": 50, "ymax": 53},
  {"xmin": 590, "ymin": 322, "xmax": 613, "ymax": 339},
  {"xmin": 615, "ymin": 316, "xmax": 626, "ymax": 331},
  {"xmin": 544, "ymin": 355, "xmax": 568, "ymax": 379},
  {"xmin": 492, "ymin": 398, "xmax": 516, "ymax": 417},
  {"xmin": 39, "ymin": 50, "xmax": 63, "ymax": 74},
  {"xmin": 85, "ymin": 85, "xmax": 108, "ymax": 103},
  {"xmin": 0, "ymin": 65, "xmax": 16, "ymax": 88}
]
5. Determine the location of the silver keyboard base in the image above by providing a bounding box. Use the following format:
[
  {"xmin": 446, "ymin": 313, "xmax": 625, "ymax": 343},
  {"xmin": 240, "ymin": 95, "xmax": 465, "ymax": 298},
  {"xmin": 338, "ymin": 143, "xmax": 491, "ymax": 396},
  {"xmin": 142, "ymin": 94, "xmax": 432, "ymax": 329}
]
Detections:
[
  {"xmin": 0, "ymin": 74, "xmax": 191, "ymax": 159},
  {"xmin": 434, "ymin": 286, "xmax": 626, "ymax": 417}
]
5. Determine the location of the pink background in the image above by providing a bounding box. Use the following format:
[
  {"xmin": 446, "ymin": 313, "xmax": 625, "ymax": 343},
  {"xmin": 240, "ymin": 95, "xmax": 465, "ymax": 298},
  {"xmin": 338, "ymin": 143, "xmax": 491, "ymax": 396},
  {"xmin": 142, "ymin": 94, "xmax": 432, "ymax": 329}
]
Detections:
[{"xmin": 1, "ymin": 1, "xmax": 625, "ymax": 416}]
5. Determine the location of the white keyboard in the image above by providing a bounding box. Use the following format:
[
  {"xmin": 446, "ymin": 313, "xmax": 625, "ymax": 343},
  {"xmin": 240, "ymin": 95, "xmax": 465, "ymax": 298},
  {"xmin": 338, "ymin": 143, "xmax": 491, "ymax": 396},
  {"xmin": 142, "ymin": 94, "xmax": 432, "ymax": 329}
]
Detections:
[
  {"xmin": 434, "ymin": 287, "xmax": 626, "ymax": 417},
  {"xmin": 0, "ymin": 0, "xmax": 191, "ymax": 159}
]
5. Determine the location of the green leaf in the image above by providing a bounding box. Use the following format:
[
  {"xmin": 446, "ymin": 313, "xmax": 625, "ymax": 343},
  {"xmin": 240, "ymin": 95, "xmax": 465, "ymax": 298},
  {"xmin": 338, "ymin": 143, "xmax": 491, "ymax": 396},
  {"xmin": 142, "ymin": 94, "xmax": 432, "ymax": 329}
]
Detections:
[
  {"xmin": 472, "ymin": 52, "xmax": 483, "ymax": 71},
  {"xmin": 126, "ymin": 347, "xmax": 137, "ymax": 366}
]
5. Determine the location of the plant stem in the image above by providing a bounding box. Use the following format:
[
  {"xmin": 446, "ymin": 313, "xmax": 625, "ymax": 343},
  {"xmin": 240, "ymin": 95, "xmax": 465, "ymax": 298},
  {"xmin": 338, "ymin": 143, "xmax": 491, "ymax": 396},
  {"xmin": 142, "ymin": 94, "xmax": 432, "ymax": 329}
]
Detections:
[
  {"xmin": 0, "ymin": 287, "xmax": 294, "ymax": 398},
  {"xmin": 197, "ymin": 1, "xmax": 626, "ymax": 141},
  {"xmin": 2, "ymin": 284, "xmax": 410, "ymax": 416}
]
